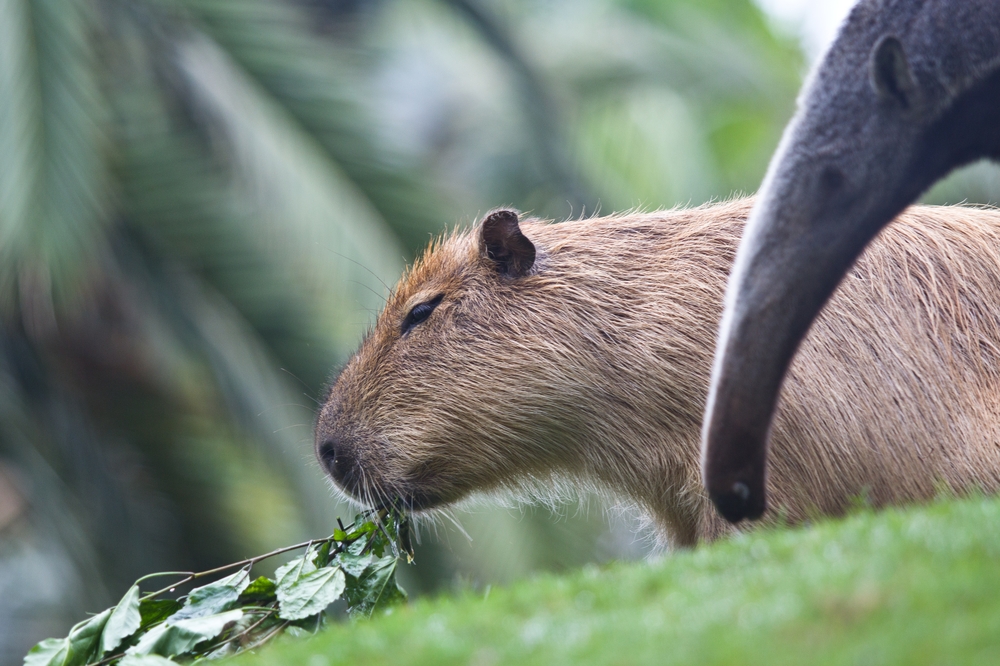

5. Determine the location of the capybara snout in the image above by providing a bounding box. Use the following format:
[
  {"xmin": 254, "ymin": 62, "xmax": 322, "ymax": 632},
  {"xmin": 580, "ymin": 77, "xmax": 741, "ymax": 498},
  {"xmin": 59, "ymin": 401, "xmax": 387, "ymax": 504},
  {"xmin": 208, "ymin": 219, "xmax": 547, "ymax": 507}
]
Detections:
[
  {"xmin": 315, "ymin": 431, "xmax": 358, "ymax": 491},
  {"xmin": 318, "ymin": 199, "xmax": 1000, "ymax": 546}
]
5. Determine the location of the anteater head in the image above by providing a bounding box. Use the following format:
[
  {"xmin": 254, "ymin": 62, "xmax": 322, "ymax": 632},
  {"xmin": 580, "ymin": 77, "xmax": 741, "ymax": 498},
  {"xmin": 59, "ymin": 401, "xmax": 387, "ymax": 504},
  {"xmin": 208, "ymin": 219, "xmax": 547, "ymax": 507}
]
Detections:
[{"xmin": 702, "ymin": 0, "xmax": 1000, "ymax": 523}]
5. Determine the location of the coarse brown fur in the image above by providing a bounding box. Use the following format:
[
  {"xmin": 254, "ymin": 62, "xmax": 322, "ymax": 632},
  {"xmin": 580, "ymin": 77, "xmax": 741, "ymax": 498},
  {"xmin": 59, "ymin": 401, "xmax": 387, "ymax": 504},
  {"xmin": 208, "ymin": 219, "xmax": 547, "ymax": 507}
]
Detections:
[{"xmin": 316, "ymin": 198, "xmax": 1000, "ymax": 547}]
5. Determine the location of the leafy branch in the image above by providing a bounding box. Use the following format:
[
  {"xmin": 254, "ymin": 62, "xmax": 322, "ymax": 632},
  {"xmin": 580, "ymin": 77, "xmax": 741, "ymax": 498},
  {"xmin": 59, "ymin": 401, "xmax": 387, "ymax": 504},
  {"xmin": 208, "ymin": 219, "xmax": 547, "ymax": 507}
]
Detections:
[{"xmin": 24, "ymin": 510, "xmax": 412, "ymax": 666}]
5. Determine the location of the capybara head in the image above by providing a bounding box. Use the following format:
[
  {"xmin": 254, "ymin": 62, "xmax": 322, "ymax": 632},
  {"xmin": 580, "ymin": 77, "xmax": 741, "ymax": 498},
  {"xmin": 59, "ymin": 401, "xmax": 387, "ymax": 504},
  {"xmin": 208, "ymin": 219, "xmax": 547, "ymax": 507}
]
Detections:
[{"xmin": 315, "ymin": 209, "xmax": 575, "ymax": 512}]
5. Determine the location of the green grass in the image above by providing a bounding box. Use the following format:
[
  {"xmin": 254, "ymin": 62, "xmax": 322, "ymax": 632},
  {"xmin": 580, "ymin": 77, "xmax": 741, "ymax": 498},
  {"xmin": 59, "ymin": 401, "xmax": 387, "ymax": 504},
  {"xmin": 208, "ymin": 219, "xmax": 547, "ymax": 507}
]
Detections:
[{"xmin": 235, "ymin": 497, "xmax": 1000, "ymax": 665}]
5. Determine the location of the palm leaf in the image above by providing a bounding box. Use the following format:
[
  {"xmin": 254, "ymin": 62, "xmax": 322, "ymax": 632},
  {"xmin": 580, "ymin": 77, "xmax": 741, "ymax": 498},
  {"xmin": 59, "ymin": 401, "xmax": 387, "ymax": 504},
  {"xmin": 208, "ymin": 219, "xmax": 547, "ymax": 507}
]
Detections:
[
  {"xmin": 175, "ymin": 0, "xmax": 448, "ymax": 253},
  {"xmin": 0, "ymin": 0, "xmax": 110, "ymax": 305}
]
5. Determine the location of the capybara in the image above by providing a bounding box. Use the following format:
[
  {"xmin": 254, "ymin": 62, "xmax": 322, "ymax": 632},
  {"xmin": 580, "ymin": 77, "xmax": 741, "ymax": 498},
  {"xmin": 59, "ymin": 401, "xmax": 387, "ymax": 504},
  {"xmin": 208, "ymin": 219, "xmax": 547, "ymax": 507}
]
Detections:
[
  {"xmin": 317, "ymin": 199, "xmax": 1000, "ymax": 547},
  {"xmin": 703, "ymin": 0, "xmax": 1000, "ymax": 523}
]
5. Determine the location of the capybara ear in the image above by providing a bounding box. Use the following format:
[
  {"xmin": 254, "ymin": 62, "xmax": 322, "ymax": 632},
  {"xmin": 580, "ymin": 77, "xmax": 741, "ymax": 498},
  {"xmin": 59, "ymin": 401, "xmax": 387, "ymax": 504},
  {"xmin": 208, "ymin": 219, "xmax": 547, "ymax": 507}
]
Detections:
[
  {"xmin": 869, "ymin": 36, "xmax": 918, "ymax": 110},
  {"xmin": 480, "ymin": 209, "xmax": 536, "ymax": 278}
]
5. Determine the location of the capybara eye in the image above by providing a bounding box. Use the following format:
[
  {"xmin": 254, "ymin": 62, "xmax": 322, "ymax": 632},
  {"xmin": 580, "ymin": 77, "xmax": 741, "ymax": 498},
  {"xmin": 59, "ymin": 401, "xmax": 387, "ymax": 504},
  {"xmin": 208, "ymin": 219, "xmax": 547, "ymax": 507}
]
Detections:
[{"xmin": 401, "ymin": 294, "xmax": 444, "ymax": 335}]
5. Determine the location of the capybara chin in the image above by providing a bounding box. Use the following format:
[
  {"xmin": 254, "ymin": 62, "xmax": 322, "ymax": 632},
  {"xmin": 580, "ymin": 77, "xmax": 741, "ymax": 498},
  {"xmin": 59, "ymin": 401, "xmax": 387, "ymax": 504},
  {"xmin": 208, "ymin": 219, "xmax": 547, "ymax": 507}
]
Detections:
[{"xmin": 316, "ymin": 198, "xmax": 1000, "ymax": 547}]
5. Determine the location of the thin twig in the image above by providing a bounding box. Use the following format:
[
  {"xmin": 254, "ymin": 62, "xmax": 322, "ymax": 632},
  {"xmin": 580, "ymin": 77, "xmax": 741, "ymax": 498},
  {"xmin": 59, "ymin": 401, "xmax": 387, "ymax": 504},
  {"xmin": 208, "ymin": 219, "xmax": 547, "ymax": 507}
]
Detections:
[
  {"xmin": 142, "ymin": 537, "xmax": 336, "ymax": 600},
  {"xmin": 134, "ymin": 571, "xmax": 194, "ymax": 585}
]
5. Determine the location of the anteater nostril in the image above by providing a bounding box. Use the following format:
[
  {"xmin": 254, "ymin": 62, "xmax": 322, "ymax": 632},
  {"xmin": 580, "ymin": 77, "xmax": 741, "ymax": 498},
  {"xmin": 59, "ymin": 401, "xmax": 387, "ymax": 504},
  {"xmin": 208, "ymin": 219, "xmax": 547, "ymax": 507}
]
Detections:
[{"xmin": 318, "ymin": 437, "xmax": 355, "ymax": 485}]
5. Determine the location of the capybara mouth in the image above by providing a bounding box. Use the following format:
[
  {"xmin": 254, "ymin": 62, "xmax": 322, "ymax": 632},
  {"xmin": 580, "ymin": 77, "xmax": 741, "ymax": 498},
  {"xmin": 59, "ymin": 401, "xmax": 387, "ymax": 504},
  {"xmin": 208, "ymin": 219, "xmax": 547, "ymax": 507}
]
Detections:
[
  {"xmin": 395, "ymin": 489, "xmax": 448, "ymax": 512},
  {"xmin": 366, "ymin": 487, "xmax": 448, "ymax": 513},
  {"xmin": 329, "ymin": 472, "xmax": 448, "ymax": 513},
  {"xmin": 316, "ymin": 432, "xmax": 452, "ymax": 512}
]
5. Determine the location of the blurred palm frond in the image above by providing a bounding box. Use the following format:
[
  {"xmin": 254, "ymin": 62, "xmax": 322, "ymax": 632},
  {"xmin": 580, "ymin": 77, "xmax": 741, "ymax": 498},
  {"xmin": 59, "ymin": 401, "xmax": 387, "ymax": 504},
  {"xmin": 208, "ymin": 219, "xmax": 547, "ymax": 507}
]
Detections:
[
  {"xmin": 0, "ymin": 0, "xmax": 110, "ymax": 306},
  {"xmin": 0, "ymin": 0, "xmax": 426, "ymax": 658}
]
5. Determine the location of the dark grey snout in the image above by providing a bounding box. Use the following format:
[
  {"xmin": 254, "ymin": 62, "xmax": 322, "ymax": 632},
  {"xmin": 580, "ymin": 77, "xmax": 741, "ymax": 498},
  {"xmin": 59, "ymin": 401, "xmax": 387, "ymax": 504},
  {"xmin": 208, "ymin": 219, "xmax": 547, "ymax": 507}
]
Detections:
[
  {"xmin": 317, "ymin": 435, "xmax": 357, "ymax": 487},
  {"xmin": 709, "ymin": 480, "xmax": 765, "ymax": 524}
]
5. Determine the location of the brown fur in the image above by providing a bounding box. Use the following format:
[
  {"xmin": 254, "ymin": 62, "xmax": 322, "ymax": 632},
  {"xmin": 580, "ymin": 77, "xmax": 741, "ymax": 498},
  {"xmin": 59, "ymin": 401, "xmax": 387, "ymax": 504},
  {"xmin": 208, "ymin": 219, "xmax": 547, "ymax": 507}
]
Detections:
[{"xmin": 316, "ymin": 198, "xmax": 1000, "ymax": 547}]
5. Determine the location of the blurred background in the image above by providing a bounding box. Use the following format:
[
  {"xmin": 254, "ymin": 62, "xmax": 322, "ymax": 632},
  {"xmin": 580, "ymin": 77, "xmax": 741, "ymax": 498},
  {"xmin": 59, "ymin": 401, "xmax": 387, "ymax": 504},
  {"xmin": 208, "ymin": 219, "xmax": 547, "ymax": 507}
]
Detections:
[{"xmin": 2, "ymin": 0, "xmax": 998, "ymax": 662}]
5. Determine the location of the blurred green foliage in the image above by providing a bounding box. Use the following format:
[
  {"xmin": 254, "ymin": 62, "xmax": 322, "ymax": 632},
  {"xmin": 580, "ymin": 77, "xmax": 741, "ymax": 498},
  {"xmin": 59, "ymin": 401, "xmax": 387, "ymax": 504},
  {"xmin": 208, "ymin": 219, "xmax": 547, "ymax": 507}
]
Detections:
[{"xmin": 4, "ymin": 0, "xmax": 996, "ymax": 662}]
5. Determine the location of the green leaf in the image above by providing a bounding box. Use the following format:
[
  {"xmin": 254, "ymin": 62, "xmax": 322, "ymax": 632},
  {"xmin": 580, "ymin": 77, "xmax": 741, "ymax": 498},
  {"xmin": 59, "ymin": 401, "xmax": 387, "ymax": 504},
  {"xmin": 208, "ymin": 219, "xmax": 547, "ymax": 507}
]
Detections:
[
  {"xmin": 347, "ymin": 534, "xmax": 369, "ymax": 556},
  {"xmin": 66, "ymin": 609, "xmax": 112, "ymax": 665},
  {"xmin": 139, "ymin": 600, "xmax": 184, "ymax": 632},
  {"xmin": 276, "ymin": 567, "xmax": 346, "ymax": 621},
  {"xmin": 399, "ymin": 517, "xmax": 413, "ymax": 560},
  {"xmin": 171, "ymin": 569, "xmax": 251, "ymax": 621},
  {"xmin": 344, "ymin": 556, "xmax": 406, "ymax": 618},
  {"xmin": 275, "ymin": 554, "xmax": 317, "ymax": 590},
  {"xmin": 23, "ymin": 638, "xmax": 69, "ymax": 666},
  {"xmin": 24, "ymin": 610, "xmax": 112, "ymax": 666},
  {"xmin": 370, "ymin": 536, "xmax": 387, "ymax": 559},
  {"xmin": 313, "ymin": 541, "xmax": 332, "ymax": 567},
  {"xmin": 126, "ymin": 609, "xmax": 243, "ymax": 658},
  {"xmin": 101, "ymin": 585, "xmax": 142, "ymax": 656},
  {"xmin": 238, "ymin": 576, "xmax": 277, "ymax": 604},
  {"xmin": 283, "ymin": 626, "xmax": 312, "ymax": 639},
  {"xmin": 119, "ymin": 655, "xmax": 183, "ymax": 666},
  {"xmin": 335, "ymin": 552, "xmax": 372, "ymax": 578},
  {"xmin": 348, "ymin": 520, "xmax": 376, "ymax": 538}
]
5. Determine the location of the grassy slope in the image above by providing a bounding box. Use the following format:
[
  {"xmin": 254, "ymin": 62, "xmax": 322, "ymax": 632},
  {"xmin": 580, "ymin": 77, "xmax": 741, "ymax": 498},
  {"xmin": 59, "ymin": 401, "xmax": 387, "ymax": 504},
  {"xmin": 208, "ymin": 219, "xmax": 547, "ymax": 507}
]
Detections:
[{"xmin": 236, "ymin": 497, "xmax": 1000, "ymax": 665}]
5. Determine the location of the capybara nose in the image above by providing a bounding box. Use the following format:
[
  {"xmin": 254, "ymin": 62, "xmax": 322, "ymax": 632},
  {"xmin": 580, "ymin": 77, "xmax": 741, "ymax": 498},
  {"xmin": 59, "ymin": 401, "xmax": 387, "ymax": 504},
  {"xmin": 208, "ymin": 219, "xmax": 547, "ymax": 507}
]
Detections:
[{"xmin": 317, "ymin": 436, "xmax": 356, "ymax": 486}]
